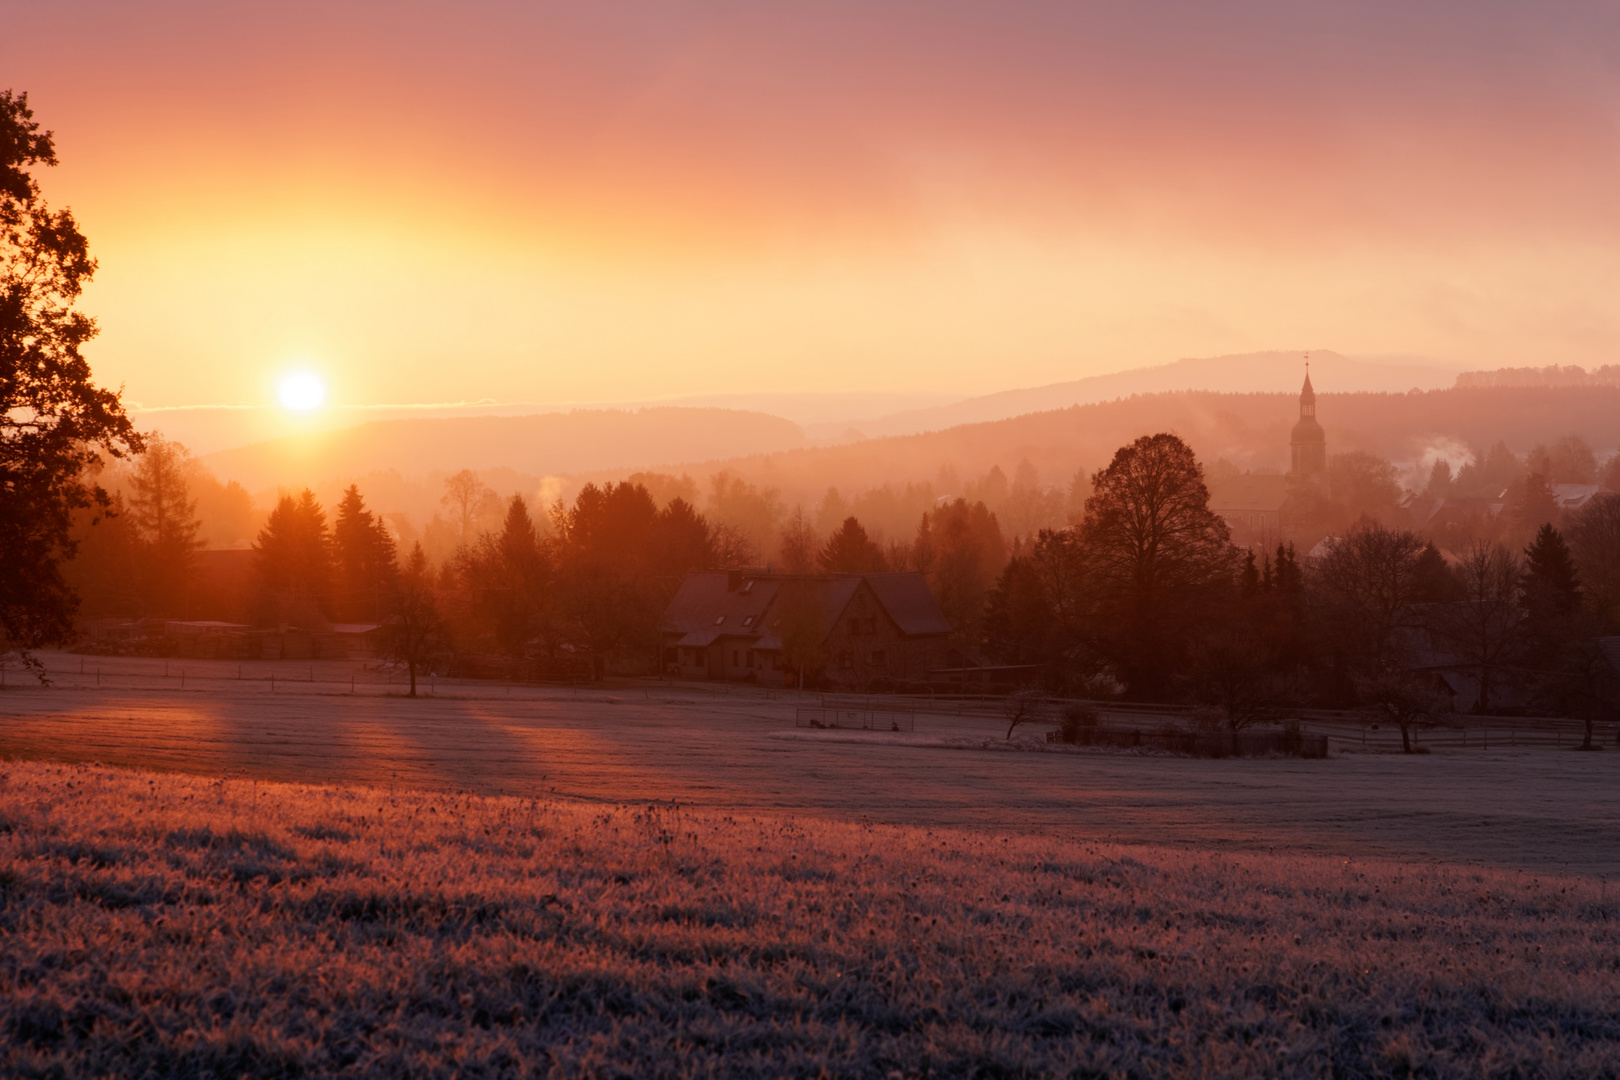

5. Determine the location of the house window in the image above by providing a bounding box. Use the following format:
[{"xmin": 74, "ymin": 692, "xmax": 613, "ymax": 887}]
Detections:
[
  {"xmin": 732, "ymin": 650, "xmax": 740, "ymax": 666},
  {"xmin": 849, "ymin": 620, "xmax": 861, "ymax": 636},
  {"xmin": 746, "ymin": 651, "xmax": 754, "ymax": 668},
  {"xmin": 871, "ymin": 650, "xmax": 886, "ymax": 667},
  {"xmin": 840, "ymin": 650, "xmax": 853, "ymax": 669},
  {"xmin": 865, "ymin": 617, "xmax": 877, "ymax": 633},
  {"xmin": 742, "ymin": 615, "xmax": 755, "ymax": 627},
  {"xmin": 714, "ymin": 615, "xmax": 726, "ymax": 625},
  {"xmin": 741, "ymin": 579, "xmax": 755, "ymax": 593}
]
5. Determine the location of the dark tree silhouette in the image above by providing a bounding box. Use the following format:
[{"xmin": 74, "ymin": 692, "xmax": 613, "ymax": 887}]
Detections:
[
  {"xmin": 818, "ymin": 515, "xmax": 886, "ymax": 573},
  {"xmin": 253, "ymin": 489, "xmax": 332, "ymax": 624},
  {"xmin": 554, "ymin": 482, "xmax": 663, "ymax": 678},
  {"xmin": 1411, "ymin": 541, "xmax": 1463, "ymax": 603},
  {"xmin": 913, "ymin": 499, "xmax": 1005, "ymax": 640},
  {"xmin": 331, "ymin": 485, "xmax": 397, "ymax": 622},
  {"xmin": 382, "ymin": 543, "xmax": 445, "ymax": 697},
  {"xmin": 1311, "ymin": 522, "xmax": 1427, "ymax": 675},
  {"xmin": 1521, "ymin": 523, "xmax": 1581, "ymax": 624},
  {"xmin": 456, "ymin": 494, "xmax": 550, "ymax": 657},
  {"xmin": 1, "ymin": 90, "xmax": 140, "ymax": 669},
  {"xmin": 1079, "ymin": 433, "xmax": 1236, "ymax": 696},
  {"xmin": 982, "ymin": 527, "xmax": 1104, "ymax": 692},
  {"xmin": 1358, "ymin": 665, "xmax": 1448, "ymax": 754},
  {"xmin": 1425, "ymin": 541, "xmax": 1522, "ymax": 714},
  {"xmin": 1567, "ymin": 495, "xmax": 1620, "ymax": 633}
]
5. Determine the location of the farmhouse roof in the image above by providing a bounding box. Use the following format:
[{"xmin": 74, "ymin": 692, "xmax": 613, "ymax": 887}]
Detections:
[
  {"xmin": 1208, "ymin": 473, "xmax": 1290, "ymax": 514},
  {"xmin": 863, "ymin": 573, "xmax": 955, "ymax": 636},
  {"xmin": 661, "ymin": 570, "xmax": 951, "ymax": 648},
  {"xmin": 660, "ymin": 572, "xmax": 784, "ymax": 648},
  {"xmin": 1553, "ymin": 484, "xmax": 1615, "ymax": 513}
]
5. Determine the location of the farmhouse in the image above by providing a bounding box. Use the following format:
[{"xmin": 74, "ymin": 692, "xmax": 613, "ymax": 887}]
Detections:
[{"xmin": 660, "ymin": 570, "xmax": 952, "ymax": 688}]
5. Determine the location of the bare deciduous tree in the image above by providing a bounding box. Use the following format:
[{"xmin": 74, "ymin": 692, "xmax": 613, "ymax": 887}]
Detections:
[
  {"xmin": 1312, "ymin": 522, "xmax": 1427, "ymax": 670},
  {"xmin": 382, "ymin": 543, "xmax": 445, "ymax": 698},
  {"xmin": 1425, "ymin": 541, "xmax": 1522, "ymax": 714},
  {"xmin": 1003, "ymin": 688, "xmax": 1045, "ymax": 740},
  {"xmin": 441, "ymin": 469, "xmax": 495, "ymax": 541}
]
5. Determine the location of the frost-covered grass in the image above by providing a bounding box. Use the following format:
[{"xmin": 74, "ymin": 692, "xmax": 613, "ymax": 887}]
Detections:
[{"xmin": 2, "ymin": 761, "xmax": 1617, "ymax": 1079}]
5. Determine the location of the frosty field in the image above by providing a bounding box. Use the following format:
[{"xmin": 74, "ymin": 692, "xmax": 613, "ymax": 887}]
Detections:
[
  {"xmin": 4, "ymin": 655, "xmax": 1620, "ymax": 1076},
  {"xmin": 1, "ymin": 653, "xmax": 1618, "ymax": 877},
  {"xmin": 2, "ymin": 760, "xmax": 1618, "ymax": 1078}
]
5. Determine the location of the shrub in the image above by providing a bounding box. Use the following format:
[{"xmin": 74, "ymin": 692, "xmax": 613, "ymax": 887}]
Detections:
[{"xmin": 1058, "ymin": 704, "xmax": 1100, "ymax": 744}]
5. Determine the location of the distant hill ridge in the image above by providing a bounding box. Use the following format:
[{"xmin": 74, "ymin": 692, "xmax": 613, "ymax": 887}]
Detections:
[
  {"xmin": 584, "ymin": 385, "xmax": 1620, "ymax": 507},
  {"xmin": 806, "ymin": 351, "xmax": 1461, "ymax": 441}
]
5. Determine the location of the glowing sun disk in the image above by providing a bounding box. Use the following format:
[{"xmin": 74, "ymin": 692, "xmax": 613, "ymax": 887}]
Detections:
[{"xmin": 279, "ymin": 372, "xmax": 326, "ymax": 411}]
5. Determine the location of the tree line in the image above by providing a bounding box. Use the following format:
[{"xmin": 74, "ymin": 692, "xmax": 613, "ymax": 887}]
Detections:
[{"xmin": 985, "ymin": 434, "xmax": 1620, "ymax": 748}]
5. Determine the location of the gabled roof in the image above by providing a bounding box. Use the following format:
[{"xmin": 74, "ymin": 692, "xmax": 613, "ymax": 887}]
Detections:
[
  {"xmin": 661, "ymin": 571, "xmax": 952, "ymax": 648},
  {"xmin": 863, "ymin": 573, "xmax": 954, "ymax": 636},
  {"xmin": 1208, "ymin": 473, "xmax": 1290, "ymax": 514},
  {"xmin": 660, "ymin": 572, "xmax": 783, "ymax": 648},
  {"xmin": 1553, "ymin": 484, "xmax": 1616, "ymax": 512}
]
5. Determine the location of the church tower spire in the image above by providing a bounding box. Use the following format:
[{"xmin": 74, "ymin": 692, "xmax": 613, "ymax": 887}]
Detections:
[{"xmin": 1290, "ymin": 354, "xmax": 1326, "ymax": 475}]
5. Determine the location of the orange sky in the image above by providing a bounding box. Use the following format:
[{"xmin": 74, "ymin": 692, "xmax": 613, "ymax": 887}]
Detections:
[{"xmin": 7, "ymin": 1, "xmax": 1620, "ymax": 411}]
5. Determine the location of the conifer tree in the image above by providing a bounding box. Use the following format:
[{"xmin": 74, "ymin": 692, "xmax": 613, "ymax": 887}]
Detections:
[
  {"xmin": 1521, "ymin": 523, "xmax": 1581, "ymax": 629},
  {"xmin": 253, "ymin": 489, "xmax": 332, "ymax": 623},
  {"xmin": 818, "ymin": 516, "xmax": 885, "ymax": 574},
  {"xmin": 331, "ymin": 485, "xmax": 396, "ymax": 622}
]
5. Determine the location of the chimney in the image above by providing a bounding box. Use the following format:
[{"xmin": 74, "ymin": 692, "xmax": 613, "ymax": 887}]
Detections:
[{"xmin": 727, "ymin": 569, "xmax": 744, "ymax": 591}]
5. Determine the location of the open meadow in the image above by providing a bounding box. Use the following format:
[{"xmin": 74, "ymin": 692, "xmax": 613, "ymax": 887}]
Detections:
[
  {"xmin": 2, "ymin": 653, "xmax": 1619, "ymax": 876},
  {"xmin": 5, "ymin": 654, "xmax": 1620, "ymax": 1076},
  {"xmin": 3, "ymin": 760, "xmax": 1619, "ymax": 1078}
]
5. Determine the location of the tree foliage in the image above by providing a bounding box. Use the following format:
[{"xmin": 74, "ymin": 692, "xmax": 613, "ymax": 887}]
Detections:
[
  {"xmin": 1, "ymin": 90, "xmax": 140, "ymax": 664},
  {"xmin": 819, "ymin": 515, "xmax": 885, "ymax": 574},
  {"xmin": 253, "ymin": 489, "xmax": 332, "ymax": 625},
  {"xmin": 331, "ymin": 485, "xmax": 397, "ymax": 623},
  {"xmin": 914, "ymin": 499, "xmax": 1005, "ymax": 641},
  {"xmin": 1079, "ymin": 433, "xmax": 1237, "ymax": 696}
]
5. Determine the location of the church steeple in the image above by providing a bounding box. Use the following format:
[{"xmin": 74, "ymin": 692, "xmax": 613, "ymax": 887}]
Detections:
[{"xmin": 1290, "ymin": 355, "xmax": 1326, "ymax": 475}]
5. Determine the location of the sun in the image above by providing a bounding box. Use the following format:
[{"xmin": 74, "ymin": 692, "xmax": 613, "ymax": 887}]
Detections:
[{"xmin": 278, "ymin": 371, "xmax": 326, "ymax": 411}]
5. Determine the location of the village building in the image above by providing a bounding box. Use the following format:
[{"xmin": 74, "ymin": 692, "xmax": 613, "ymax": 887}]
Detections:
[
  {"xmin": 660, "ymin": 569, "xmax": 952, "ymax": 688},
  {"xmin": 1207, "ymin": 473, "xmax": 1289, "ymax": 548},
  {"xmin": 1208, "ymin": 367, "xmax": 1322, "ymax": 545},
  {"xmin": 1289, "ymin": 368, "xmax": 1327, "ymax": 476}
]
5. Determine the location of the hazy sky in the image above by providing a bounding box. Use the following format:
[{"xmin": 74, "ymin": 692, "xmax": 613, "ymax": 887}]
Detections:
[{"xmin": 7, "ymin": 1, "xmax": 1620, "ymax": 410}]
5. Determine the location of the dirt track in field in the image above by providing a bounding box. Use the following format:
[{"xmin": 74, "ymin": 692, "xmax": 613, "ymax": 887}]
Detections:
[{"xmin": 4, "ymin": 652, "xmax": 1618, "ymax": 876}]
